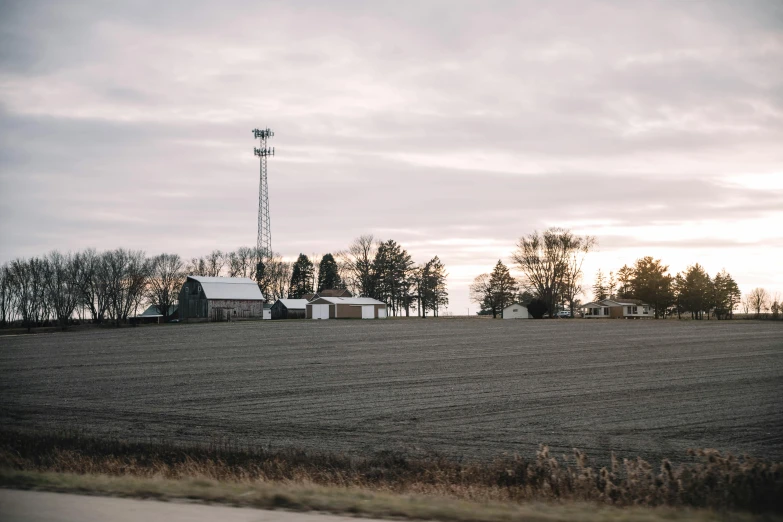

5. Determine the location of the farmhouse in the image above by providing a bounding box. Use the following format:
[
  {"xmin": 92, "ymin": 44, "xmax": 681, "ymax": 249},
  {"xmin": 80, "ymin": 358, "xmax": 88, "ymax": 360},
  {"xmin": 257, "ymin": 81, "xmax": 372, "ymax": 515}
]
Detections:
[
  {"xmin": 178, "ymin": 276, "xmax": 265, "ymax": 322},
  {"xmin": 582, "ymin": 298, "xmax": 651, "ymax": 319},
  {"xmin": 502, "ymin": 302, "xmax": 529, "ymax": 319},
  {"xmin": 271, "ymin": 299, "xmax": 309, "ymax": 319},
  {"xmin": 306, "ymin": 297, "xmax": 387, "ymax": 319}
]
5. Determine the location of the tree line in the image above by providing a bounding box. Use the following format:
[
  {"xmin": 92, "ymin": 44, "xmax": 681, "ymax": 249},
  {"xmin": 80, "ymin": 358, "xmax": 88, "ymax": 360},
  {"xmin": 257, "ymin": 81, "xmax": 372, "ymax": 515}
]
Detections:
[
  {"xmin": 591, "ymin": 261, "xmax": 745, "ymax": 319},
  {"xmin": 0, "ymin": 249, "xmax": 172, "ymax": 330},
  {"xmin": 0, "ymin": 235, "xmax": 449, "ymax": 329},
  {"xmin": 470, "ymin": 227, "xmax": 779, "ymax": 320}
]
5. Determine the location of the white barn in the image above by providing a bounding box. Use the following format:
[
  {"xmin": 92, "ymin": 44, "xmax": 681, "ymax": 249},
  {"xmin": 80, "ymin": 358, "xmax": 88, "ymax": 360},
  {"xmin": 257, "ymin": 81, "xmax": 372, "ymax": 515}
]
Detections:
[{"xmin": 502, "ymin": 302, "xmax": 530, "ymax": 319}]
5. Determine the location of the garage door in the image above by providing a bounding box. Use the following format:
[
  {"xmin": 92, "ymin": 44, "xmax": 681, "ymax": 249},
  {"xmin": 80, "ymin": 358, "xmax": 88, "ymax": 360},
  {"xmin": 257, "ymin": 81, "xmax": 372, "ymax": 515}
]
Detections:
[
  {"xmin": 311, "ymin": 304, "xmax": 330, "ymax": 320},
  {"xmin": 361, "ymin": 305, "xmax": 375, "ymax": 319},
  {"xmin": 378, "ymin": 308, "xmax": 387, "ymax": 319}
]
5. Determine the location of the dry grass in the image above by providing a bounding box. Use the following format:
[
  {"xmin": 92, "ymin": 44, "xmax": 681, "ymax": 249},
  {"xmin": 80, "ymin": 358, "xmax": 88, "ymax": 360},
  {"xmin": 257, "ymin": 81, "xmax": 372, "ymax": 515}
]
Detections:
[
  {"xmin": 1, "ymin": 430, "xmax": 781, "ymax": 515},
  {"xmin": 3, "ymin": 469, "xmax": 772, "ymax": 522}
]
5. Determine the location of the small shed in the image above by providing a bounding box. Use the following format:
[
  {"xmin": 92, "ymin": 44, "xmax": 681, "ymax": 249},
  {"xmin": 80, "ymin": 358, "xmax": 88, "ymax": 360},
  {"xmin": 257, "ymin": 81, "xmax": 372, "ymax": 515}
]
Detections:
[
  {"xmin": 271, "ymin": 299, "xmax": 309, "ymax": 319},
  {"xmin": 307, "ymin": 297, "xmax": 387, "ymax": 320},
  {"xmin": 502, "ymin": 303, "xmax": 529, "ymax": 319},
  {"xmin": 133, "ymin": 305, "xmax": 178, "ymax": 324},
  {"xmin": 178, "ymin": 276, "xmax": 265, "ymax": 322}
]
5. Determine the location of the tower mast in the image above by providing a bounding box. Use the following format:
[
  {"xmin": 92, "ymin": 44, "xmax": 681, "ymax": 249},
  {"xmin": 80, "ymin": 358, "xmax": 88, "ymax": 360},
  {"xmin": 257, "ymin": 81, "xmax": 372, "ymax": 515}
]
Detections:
[{"xmin": 252, "ymin": 127, "xmax": 275, "ymax": 258}]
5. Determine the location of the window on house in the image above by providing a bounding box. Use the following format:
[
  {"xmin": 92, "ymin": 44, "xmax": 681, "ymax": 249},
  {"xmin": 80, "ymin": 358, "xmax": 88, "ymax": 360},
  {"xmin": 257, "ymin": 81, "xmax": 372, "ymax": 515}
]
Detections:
[
  {"xmin": 632, "ymin": 306, "xmax": 638, "ymax": 314},
  {"xmin": 643, "ymin": 306, "xmax": 649, "ymax": 314},
  {"xmin": 603, "ymin": 307, "xmax": 609, "ymax": 315},
  {"xmin": 627, "ymin": 306, "xmax": 632, "ymax": 314}
]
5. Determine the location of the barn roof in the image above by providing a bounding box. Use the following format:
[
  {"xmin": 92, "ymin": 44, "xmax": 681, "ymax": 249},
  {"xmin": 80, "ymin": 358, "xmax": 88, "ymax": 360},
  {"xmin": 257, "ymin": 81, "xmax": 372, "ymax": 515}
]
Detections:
[
  {"xmin": 187, "ymin": 276, "xmax": 264, "ymax": 301},
  {"xmin": 275, "ymin": 299, "xmax": 309, "ymax": 310}
]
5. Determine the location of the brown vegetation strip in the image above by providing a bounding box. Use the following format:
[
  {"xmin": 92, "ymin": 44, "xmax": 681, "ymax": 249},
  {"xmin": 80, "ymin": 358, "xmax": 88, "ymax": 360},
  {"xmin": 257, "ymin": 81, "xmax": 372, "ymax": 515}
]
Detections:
[{"xmin": 1, "ymin": 430, "xmax": 781, "ymax": 514}]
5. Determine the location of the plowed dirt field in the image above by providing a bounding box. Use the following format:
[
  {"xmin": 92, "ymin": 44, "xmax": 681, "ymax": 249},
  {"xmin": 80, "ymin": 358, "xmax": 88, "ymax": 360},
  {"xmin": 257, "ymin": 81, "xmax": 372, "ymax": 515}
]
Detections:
[{"xmin": 1, "ymin": 319, "xmax": 782, "ymax": 462}]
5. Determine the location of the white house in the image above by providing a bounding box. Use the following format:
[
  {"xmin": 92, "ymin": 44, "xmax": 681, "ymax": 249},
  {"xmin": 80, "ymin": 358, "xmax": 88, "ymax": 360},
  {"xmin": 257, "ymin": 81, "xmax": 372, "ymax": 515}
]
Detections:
[
  {"xmin": 502, "ymin": 302, "xmax": 530, "ymax": 319},
  {"xmin": 582, "ymin": 298, "xmax": 651, "ymax": 319}
]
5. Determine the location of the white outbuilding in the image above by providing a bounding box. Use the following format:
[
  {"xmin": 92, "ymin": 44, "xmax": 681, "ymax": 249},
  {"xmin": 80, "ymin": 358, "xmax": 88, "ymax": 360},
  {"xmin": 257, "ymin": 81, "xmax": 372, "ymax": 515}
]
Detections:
[
  {"xmin": 306, "ymin": 297, "xmax": 387, "ymax": 320},
  {"xmin": 502, "ymin": 302, "xmax": 530, "ymax": 319}
]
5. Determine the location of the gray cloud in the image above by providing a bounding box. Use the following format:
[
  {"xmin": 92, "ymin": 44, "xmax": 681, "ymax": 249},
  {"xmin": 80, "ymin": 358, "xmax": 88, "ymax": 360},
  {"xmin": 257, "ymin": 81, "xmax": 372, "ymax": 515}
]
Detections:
[{"xmin": 1, "ymin": 0, "xmax": 782, "ymax": 311}]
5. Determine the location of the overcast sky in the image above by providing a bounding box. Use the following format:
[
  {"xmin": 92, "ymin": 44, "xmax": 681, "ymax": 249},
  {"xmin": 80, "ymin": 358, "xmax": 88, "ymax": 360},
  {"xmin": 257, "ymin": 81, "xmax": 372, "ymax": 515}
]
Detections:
[{"xmin": 1, "ymin": 0, "xmax": 782, "ymax": 313}]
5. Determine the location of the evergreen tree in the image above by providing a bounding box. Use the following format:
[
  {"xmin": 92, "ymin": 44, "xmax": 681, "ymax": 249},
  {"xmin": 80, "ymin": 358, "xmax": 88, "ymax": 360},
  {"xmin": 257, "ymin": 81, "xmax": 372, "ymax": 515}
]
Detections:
[
  {"xmin": 679, "ymin": 263, "xmax": 712, "ymax": 319},
  {"xmin": 606, "ymin": 270, "xmax": 616, "ymax": 299},
  {"xmin": 421, "ymin": 256, "xmax": 448, "ymax": 317},
  {"xmin": 518, "ymin": 290, "xmax": 535, "ymax": 306},
  {"xmin": 527, "ymin": 298, "xmax": 548, "ymax": 319},
  {"xmin": 630, "ymin": 257, "xmax": 674, "ymax": 319},
  {"xmin": 490, "ymin": 261, "xmax": 518, "ymax": 317},
  {"xmin": 616, "ymin": 265, "xmax": 634, "ymax": 299},
  {"xmin": 592, "ymin": 269, "xmax": 608, "ymax": 301},
  {"xmin": 371, "ymin": 240, "xmax": 414, "ymax": 316},
  {"xmin": 469, "ymin": 261, "xmax": 517, "ymax": 318},
  {"xmin": 711, "ymin": 268, "xmax": 740, "ymax": 319},
  {"xmin": 288, "ymin": 254, "xmax": 314, "ymax": 299},
  {"xmin": 316, "ymin": 253, "xmax": 342, "ymax": 292}
]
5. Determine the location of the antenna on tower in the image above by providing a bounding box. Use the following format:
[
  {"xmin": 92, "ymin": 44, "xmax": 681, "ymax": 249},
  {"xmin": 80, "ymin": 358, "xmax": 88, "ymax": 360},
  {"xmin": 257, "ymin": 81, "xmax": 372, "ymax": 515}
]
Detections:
[{"xmin": 252, "ymin": 127, "xmax": 275, "ymax": 263}]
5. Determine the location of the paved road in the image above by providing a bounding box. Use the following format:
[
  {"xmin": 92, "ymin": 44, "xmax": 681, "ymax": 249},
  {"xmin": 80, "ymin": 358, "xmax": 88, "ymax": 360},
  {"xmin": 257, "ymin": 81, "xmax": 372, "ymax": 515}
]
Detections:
[
  {"xmin": 0, "ymin": 489, "xmax": 378, "ymax": 522},
  {"xmin": 1, "ymin": 319, "xmax": 782, "ymax": 461}
]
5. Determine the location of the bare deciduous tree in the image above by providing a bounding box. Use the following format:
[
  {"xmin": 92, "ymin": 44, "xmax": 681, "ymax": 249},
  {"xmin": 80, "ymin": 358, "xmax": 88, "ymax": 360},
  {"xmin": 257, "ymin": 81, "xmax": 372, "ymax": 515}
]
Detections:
[
  {"xmin": 105, "ymin": 249, "xmax": 150, "ymax": 325},
  {"xmin": 256, "ymin": 252, "xmax": 292, "ymax": 302},
  {"xmin": 511, "ymin": 228, "xmax": 595, "ymax": 317},
  {"xmin": 748, "ymin": 287, "xmax": 769, "ymax": 318},
  {"xmin": 147, "ymin": 253, "xmax": 185, "ymax": 322},
  {"xmin": 337, "ymin": 235, "xmax": 377, "ymax": 297},
  {"xmin": 205, "ymin": 250, "xmax": 225, "ymax": 277},
  {"xmin": 44, "ymin": 251, "xmax": 81, "ymax": 329}
]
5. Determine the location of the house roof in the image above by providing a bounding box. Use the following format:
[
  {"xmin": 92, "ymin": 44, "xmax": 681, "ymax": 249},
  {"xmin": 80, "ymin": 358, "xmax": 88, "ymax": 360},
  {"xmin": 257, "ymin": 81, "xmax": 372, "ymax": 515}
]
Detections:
[
  {"xmin": 275, "ymin": 299, "xmax": 309, "ymax": 309},
  {"xmin": 581, "ymin": 299, "xmax": 649, "ymax": 308},
  {"xmin": 138, "ymin": 305, "xmax": 178, "ymax": 317},
  {"xmin": 187, "ymin": 276, "xmax": 264, "ymax": 301},
  {"xmin": 502, "ymin": 302, "xmax": 527, "ymax": 310},
  {"xmin": 317, "ymin": 288, "xmax": 352, "ymax": 297},
  {"xmin": 309, "ymin": 297, "xmax": 386, "ymax": 306},
  {"xmin": 602, "ymin": 298, "xmax": 647, "ymax": 306}
]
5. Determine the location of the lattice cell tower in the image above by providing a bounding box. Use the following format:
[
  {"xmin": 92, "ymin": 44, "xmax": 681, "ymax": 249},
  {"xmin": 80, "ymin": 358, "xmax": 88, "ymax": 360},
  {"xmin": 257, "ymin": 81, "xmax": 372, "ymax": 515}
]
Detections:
[{"xmin": 252, "ymin": 127, "xmax": 275, "ymax": 258}]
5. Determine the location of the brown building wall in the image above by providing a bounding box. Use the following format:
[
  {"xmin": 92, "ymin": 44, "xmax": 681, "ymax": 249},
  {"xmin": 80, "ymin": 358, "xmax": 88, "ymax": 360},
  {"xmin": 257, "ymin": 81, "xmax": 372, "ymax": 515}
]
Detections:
[
  {"xmin": 609, "ymin": 306, "xmax": 624, "ymax": 319},
  {"xmin": 335, "ymin": 304, "xmax": 361, "ymax": 319}
]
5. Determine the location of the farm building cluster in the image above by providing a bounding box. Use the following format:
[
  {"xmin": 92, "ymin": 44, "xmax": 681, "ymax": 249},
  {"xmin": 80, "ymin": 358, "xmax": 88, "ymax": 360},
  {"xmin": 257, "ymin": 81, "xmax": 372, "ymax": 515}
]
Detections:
[
  {"xmin": 175, "ymin": 275, "xmax": 387, "ymax": 322},
  {"xmin": 140, "ymin": 277, "xmax": 654, "ymax": 323}
]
